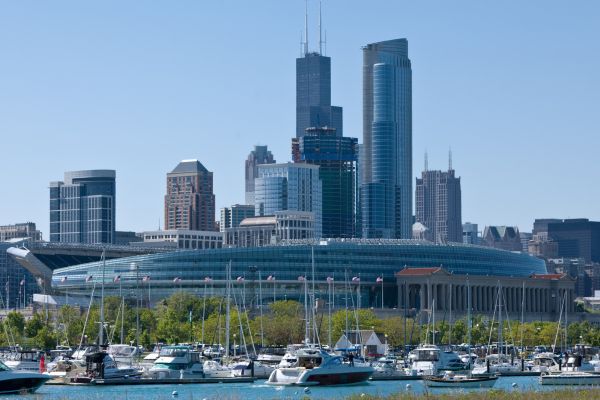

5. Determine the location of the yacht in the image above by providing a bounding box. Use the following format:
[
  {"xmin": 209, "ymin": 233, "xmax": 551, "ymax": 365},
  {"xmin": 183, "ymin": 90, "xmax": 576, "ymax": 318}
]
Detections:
[
  {"xmin": 230, "ymin": 359, "xmax": 274, "ymax": 378},
  {"xmin": 257, "ymin": 346, "xmax": 286, "ymax": 367},
  {"xmin": 2, "ymin": 349, "xmax": 46, "ymax": 372},
  {"xmin": 472, "ymin": 354, "xmax": 522, "ymax": 375},
  {"xmin": 409, "ymin": 344, "xmax": 466, "ymax": 376},
  {"xmin": 68, "ymin": 352, "xmax": 142, "ymax": 383},
  {"xmin": 108, "ymin": 344, "xmax": 141, "ymax": 365},
  {"xmin": 203, "ymin": 360, "xmax": 233, "ymax": 378},
  {"xmin": 267, "ymin": 347, "xmax": 374, "ymax": 386},
  {"xmin": 147, "ymin": 346, "xmax": 204, "ymax": 379},
  {"xmin": 0, "ymin": 359, "xmax": 50, "ymax": 394}
]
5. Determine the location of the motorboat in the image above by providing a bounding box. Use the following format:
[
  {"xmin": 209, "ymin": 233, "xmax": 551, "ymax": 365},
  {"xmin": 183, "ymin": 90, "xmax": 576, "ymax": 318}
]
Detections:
[
  {"xmin": 257, "ymin": 346, "xmax": 286, "ymax": 367},
  {"xmin": 69, "ymin": 352, "xmax": 142, "ymax": 383},
  {"xmin": 267, "ymin": 347, "xmax": 374, "ymax": 386},
  {"xmin": 424, "ymin": 371, "xmax": 498, "ymax": 388},
  {"xmin": 108, "ymin": 344, "xmax": 141, "ymax": 365},
  {"xmin": 0, "ymin": 359, "xmax": 50, "ymax": 394},
  {"xmin": 540, "ymin": 370, "xmax": 600, "ymax": 385},
  {"xmin": 371, "ymin": 357, "xmax": 411, "ymax": 379},
  {"xmin": 2, "ymin": 349, "xmax": 46, "ymax": 372},
  {"xmin": 530, "ymin": 352, "xmax": 560, "ymax": 373},
  {"xmin": 472, "ymin": 354, "xmax": 522, "ymax": 375},
  {"xmin": 203, "ymin": 360, "xmax": 233, "ymax": 378},
  {"xmin": 147, "ymin": 346, "xmax": 204, "ymax": 379},
  {"xmin": 409, "ymin": 344, "xmax": 466, "ymax": 376},
  {"xmin": 230, "ymin": 360, "xmax": 274, "ymax": 378}
]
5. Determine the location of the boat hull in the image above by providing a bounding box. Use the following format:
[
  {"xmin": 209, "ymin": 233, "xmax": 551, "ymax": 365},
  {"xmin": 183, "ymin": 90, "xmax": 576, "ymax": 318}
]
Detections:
[
  {"xmin": 424, "ymin": 375, "xmax": 497, "ymax": 388},
  {"xmin": 0, "ymin": 374, "xmax": 50, "ymax": 394},
  {"xmin": 540, "ymin": 373, "xmax": 600, "ymax": 385},
  {"xmin": 267, "ymin": 367, "xmax": 373, "ymax": 386}
]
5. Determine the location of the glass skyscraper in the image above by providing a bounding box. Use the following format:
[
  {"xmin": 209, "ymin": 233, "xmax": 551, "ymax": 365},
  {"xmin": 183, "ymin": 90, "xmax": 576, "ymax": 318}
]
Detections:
[
  {"xmin": 296, "ymin": 52, "xmax": 343, "ymax": 138},
  {"xmin": 254, "ymin": 163, "xmax": 322, "ymax": 238},
  {"xmin": 49, "ymin": 170, "xmax": 116, "ymax": 244},
  {"xmin": 292, "ymin": 127, "xmax": 358, "ymax": 238},
  {"xmin": 361, "ymin": 39, "xmax": 412, "ymax": 239},
  {"xmin": 244, "ymin": 145, "xmax": 275, "ymax": 205}
]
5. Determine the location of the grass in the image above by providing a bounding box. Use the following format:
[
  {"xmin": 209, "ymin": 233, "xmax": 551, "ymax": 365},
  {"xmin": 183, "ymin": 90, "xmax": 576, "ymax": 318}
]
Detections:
[{"xmin": 344, "ymin": 389, "xmax": 600, "ymax": 400}]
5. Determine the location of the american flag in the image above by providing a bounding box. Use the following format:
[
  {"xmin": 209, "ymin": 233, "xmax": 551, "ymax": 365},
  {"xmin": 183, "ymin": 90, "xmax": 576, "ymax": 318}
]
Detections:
[
  {"xmin": 113, "ymin": 275, "xmax": 121, "ymax": 283},
  {"xmin": 326, "ymin": 277, "xmax": 334, "ymax": 283},
  {"xmin": 376, "ymin": 276, "xmax": 383, "ymax": 283},
  {"xmin": 143, "ymin": 276, "xmax": 151, "ymax": 282},
  {"xmin": 236, "ymin": 276, "xmax": 245, "ymax": 282},
  {"xmin": 61, "ymin": 276, "xmax": 68, "ymax": 283},
  {"xmin": 86, "ymin": 275, "xmax": 93, "ymax": 282},
  {"xmin": 352, "ymin": 276, "xmax": 360, "ymax": 282},
  {"xmin": 298, "ymin": 276, "xmax": 306, "ymax": 281},
  {"xmin": 266, "ymin": 275, "xmax": 275, "ymax": 281}
]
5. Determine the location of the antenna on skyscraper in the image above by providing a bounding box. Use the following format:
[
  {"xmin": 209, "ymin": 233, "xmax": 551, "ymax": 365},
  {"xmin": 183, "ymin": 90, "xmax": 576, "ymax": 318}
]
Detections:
[
  {"xmin": 304, "ymin": 0, "xmax": 309, "ymax": 55},
  {"xmin": 318, "ymin": 0, "xmax": 323, "ymax": 55},
  {"xmin": 448, "ymin": 147, "xmax": 453, "ymax": 171}
]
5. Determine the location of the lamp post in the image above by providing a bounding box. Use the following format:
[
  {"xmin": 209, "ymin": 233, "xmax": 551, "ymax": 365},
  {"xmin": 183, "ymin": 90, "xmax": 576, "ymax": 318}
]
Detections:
[{"xmin": 130, "ymin": 262, "xmax": 140, "ymax": 350}]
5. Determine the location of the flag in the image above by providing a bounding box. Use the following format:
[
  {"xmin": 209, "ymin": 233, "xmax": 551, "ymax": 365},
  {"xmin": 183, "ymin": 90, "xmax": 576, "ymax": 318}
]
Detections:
[
  {"xmin": 298, "ymin": 276, "xmax": 306, "ymax": 281},
  {"xmin": 61, "ymin": 276, "xmax": 68, "ymax": 283},
  {"xmin": 376, "ymin": 276, "xmax": 383, "ymax": 283},
  {"xmin": 204, "ymin": 277, "xmax": 212, "ymax": 282},
  {"xmin": 173, "ymin": 277, "xmax": 181, "ymax": 283},
  {"xmin": 267, "ymin": 275, "xmax": 275, "ymax": 281},
  {"xmin": 352, "ymin": 276, "xmax": 360, "ymax": 282},
  {"xmin": 326, "ymin": 277, "xmax": 334, "ymax": 283},
  {"xmin": 113, "ymin": 275, "xmax": 120, "ymax": 283},
  {"xmin": 20, "ymin": 279, "xmax": 25, "ymax": 286},
  {"xmin": 236, "ymin": 276, "xmax": 244, "ymax": 282},
  {"xmin": 86, "ymin": 275, "xmax": 93, "ymax": 282},
  {"xmin": 143, "ymin": 275, "xmax": 151, "ymax": 282}
]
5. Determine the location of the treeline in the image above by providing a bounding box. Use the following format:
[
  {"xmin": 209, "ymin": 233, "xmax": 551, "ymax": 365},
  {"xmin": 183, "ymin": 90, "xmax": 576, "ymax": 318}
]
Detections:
[{"xmin": 2, "ymin": 291, "xmax": 600, "ymax": 350}]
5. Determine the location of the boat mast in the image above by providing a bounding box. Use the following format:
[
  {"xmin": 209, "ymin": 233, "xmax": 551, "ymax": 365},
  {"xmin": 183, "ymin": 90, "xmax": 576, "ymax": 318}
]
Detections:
[
  {"xmin": 99, "ymin": 249, "xmax": 106, "ymax": 346},
  {"xmin": 497, "ymin": 281, "xmax": 503, "ymax": 356},
  {"xmin": 225, "ymin": 261, "xmax": 231, "ymax": 358},
  {"xmin": 467, "ymin": 276, "xmax": 472, "ymax": 376}
]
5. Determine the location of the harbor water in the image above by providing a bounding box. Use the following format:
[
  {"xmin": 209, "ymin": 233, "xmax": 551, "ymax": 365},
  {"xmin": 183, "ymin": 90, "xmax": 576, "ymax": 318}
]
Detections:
[{"xmin": 5, "ymin": 376, "xmax": 600, "ymax": 400}]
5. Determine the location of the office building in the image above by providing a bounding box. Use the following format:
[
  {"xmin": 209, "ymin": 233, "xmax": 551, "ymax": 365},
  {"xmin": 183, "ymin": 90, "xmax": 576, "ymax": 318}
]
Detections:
[
  {"xmin": 254, "ymin": 163, "xmax": 322, "ymax": 238},
  {"xmin": 292, "ymin": 127, "xmax": 358, "ymax": 238},
  {"xmin": 519, "ymin": 232, "xmax": 533, "ymax": 253},
  {"xmin": 361, "ymin": 39, "xmax": 412, "ymax": 239},
  {"xmin": 0, "ymin": 223, "xmax": 42, "ymax": 242},
  {"xmin": 463, "ymin": 222, "xmax": 479, "ymax": 245},
  {"xmin": 296, "ymin": 5, "xmax": 342, "ymax": 138},
  {"xmin": 224, "ymin": 211, "xmax": 315, "ymax": 248},
  {"xmin": 482, "ymin": 226, "xmax": 522, "ymax": 251},
  {"xmin": 245, "ymin": 145, "xmax": 275, "ymax": 205},
  {"xmin": 220, "ymin": 204, "xmax": 255, "ymax": 232},
  {"xmin": 142, "ymin": 230, "xmax": 223, "ymax": 250},
  {"xmin": 49, "ymin": 170, "xmax": 116, "ymax": 244},
  {"xmin": 547, "ymin": 219, "xmax": 600, "ymax": 263},
  {"xmin": 415, "ymin": 164, "xmax": 462, "ymax": 243},
  {"xmin": 164, "ymin": 160, "xmax": 216, "ymax": 232}
]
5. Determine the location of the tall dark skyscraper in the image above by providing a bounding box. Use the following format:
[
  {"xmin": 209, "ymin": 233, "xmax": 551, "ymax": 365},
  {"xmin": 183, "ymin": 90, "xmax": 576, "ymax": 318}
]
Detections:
[
  {"xmin": 295, "ymin": 2, "xmax": 342, "ymax": 138},
  {"xmin": 245, "ymin": 145, "xmax": 275, "ymax": 205},
  {"xmin": 49, "ymin": 170, "xmax": 116, "ymax": 244},
  {"xmin": 165, "ymin": 160, "xmax": 216, "ymax": 231},
  {"xmin": 361, "ymin": 39, "xmax": 413, "ymax": 239},
  {"xmin": 292, "ymin": 127, "xmax": 358, "ymax": 238},
  {"xmin": 415, "ymin": 156, "xmax": 462, "ymax": 243}
]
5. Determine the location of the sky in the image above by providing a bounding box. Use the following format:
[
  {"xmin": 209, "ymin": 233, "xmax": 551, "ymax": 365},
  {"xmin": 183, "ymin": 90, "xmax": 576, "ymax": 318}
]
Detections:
[{"xmin": 0, "ymin": 0, "xmax": 598, "ymax": 237}]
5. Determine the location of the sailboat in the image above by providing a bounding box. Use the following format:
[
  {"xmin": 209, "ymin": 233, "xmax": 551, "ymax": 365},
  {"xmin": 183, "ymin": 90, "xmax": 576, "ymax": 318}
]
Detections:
[{"xmin": 424, "ymin": 277, "xmax": 498, "ymax": 388}]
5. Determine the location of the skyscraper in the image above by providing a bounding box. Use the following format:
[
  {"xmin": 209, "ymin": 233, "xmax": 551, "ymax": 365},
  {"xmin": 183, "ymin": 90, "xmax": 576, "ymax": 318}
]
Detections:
[
  {"xmin": 49, "ymin": 170, "xmax": 116, "ymax": 244},
  {"xmin": 220, "ymin": 204, "xmax": 255, "ymax": 232},
  {"xmin": 254, "ymin": 162, "xmax": 322, "ymax": 238},
  {"xmin": 295, "ymin": 2, "xmax": 342, "ymax": 138},
  {"xmin": 361, "ymin": 39, "xmax": 412, "ymax": 239},
  {"xmin": 415, "ymin": 161, "xmax": 462, "ymax": 243},
  {"xmin": 245, "ymin": 145, "xmax": 275, "ymax": 205},
  {"xmin": 164, "ymin": 160, "xmax": 216, "ymax": 231},
  {"xmin": 292, "ymin": 127, "xmax": 358, "ymax": 238}
]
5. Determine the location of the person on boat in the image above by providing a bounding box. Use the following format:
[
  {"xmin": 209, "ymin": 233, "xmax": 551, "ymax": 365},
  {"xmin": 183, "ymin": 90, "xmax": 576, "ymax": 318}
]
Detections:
[{"xmin": 349, "ymin": 353, "xmax": 355, "ymax": 367}]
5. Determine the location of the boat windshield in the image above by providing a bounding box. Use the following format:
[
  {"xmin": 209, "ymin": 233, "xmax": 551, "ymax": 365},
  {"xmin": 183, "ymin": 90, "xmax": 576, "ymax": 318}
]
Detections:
[
  {"xmin": 0, "ymin": 361, "xmax": 11, "ymax": 372},
  {"xmin": 299, "ymin": 356, "xmax": 322, "ymax": 369},
  {"xmin": 159, "ymin": 348, "xmax": 188, "ymax": 357},
  {"xmin": 414, "ymin": 350, "xmax": 439, "ymax": 361}
]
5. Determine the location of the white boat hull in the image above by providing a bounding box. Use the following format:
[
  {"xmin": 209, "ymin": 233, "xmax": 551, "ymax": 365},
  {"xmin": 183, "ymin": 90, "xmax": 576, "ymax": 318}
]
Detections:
[{"xmin": 540, "ymin": 372, "xmax": 600, "ymax": 385}]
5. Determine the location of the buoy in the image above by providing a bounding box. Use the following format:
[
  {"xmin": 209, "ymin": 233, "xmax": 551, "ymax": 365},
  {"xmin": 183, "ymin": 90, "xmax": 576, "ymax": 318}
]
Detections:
[
  {"xmin": 406, "ymin": 383, "xmax": 412, "ymax": 390},
  {"xmin": 304, "ymin": 387, "xmax": 311, "ymax": 394},
  {"xmin": 512, "ymin": 382, "xmax": 518, "ymax": 388},
  {"xmin": 172, "ymin": 391, "xmax": 178, "ymax": 397}
]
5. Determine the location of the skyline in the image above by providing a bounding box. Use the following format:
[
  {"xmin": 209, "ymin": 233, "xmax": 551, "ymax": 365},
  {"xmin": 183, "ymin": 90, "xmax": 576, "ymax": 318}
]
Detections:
[{"xmin": 1, "ymin": 1, "xmax": 599, "ymax": 238}]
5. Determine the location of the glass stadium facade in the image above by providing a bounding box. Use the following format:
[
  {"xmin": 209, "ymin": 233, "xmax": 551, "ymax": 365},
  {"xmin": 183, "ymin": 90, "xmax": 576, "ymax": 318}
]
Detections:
[{"xmin": 51, "ymin": 239, "xmax": 546, "ymax": 308}]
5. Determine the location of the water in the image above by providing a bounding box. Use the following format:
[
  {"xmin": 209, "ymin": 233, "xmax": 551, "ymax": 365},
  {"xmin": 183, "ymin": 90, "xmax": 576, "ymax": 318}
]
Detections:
[{"xmin": 4, "ymin": 376, "xmax": 596, "ymax": 400}]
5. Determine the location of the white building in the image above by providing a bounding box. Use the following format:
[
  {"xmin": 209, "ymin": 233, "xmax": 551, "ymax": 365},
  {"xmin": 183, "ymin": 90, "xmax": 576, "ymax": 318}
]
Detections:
[{"xmin": 142, "ymin": 229, "xmax": 223, "ymax": 249}]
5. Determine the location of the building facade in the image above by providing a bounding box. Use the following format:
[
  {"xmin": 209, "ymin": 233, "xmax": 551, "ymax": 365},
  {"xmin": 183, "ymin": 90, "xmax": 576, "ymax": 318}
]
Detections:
[
  {"xmin": 224, "ymin": 211, "xmax": 315, "ymax": 248},
  {"xmin": 462, "ymin": 222, "xmax": 479, "ymax": 245},
  {"xmin": 292, "ymin": 127, "xmax": 358, "ymax": 238},
  {"xmin": 220, "ymin": 204, "xmax": 255, "ymax": 233},
  {"xmin": 50, "ymin": 170, "xmax": 116, "ymax": 244},
  {"xmin": 244, "ymin": 145, "xmax": 275, "ymax": 205},
  {"xmin": 361, "ymin": 39, "xmax": 412, "ymax": 239},
  {"xmin": 415, "ymin": 168, "xmax": 462, "ymax": 243},
  {"xmin": 547, "ymin": 219, "xmax": 600, "ymax": 263},
  {"xmin": 142, "ymin": 230, "xmax": 222, "ymax": 250},
  {"xmin": 0, "ymin": 223, "xmax": 42, "ymax": 242},
  {"xmin": 481, "ymin": 226, "xmax": 522, "ymax": 252},
  {"xmin": 1, "ymin": 241, "xmax": 38, "ymax": 310},
  {"xmin": 164, "ymin": 160, "xmax": 216, "ymax": 231},
  {"xmin": 254, "ymin": 163, "xmax": 322, "ymax": 238}
]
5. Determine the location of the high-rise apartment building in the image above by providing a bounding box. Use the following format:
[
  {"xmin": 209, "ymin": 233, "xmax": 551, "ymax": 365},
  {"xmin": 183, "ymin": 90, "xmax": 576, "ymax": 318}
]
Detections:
[
  {"xmin": 0, "ymin": 222, "xmax": 42, "ymax": 242},
  {"xmin": 164, "ymin": 160, "xmax": 216, "ymax": 231},
  {"xmin": 292, "ymin": 127, "xmax": 358, "ymax": 238},
  {"xmin": 415, "ymin": 166, "xmax": 462, "ymax": 243},
  {"xmin": 245, "ymin": 145, "xmax": 275, "ymax": 205},
  {"xmin": 49, "ymin": 170, "xmax": 116, "ymax": 244},
  {"xmin": 361, "ymin": 39, "xmax": 412, "ymax": 239},
  {"xmin": 220, "ymin": 204, "xmax": 255, "ymax": 232},
  {"xmin": 254, "ymin": 163, "xmax": 322, "ymax": 238}
]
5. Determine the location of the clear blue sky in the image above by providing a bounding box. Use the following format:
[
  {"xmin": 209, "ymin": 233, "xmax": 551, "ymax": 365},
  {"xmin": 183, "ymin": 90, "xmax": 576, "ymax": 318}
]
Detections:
[{"xmin": 1, "ymin": 0, "xmax": 598, "ymax": 237}]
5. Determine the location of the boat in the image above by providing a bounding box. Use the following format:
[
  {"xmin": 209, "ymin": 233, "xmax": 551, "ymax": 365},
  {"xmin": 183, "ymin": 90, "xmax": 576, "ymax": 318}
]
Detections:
[
  {"xmin": 69, "ymin": 352, "xmax": 142, "ymax": 384},
  {"xmin": 256, "ymin": 346, "xmax": 286, "ymax": 367},
  {"xmin": 203, "ymin": 360, "xmax": 233, "ymax": 378},
  {"xmin": 409, "ymin": 344, "xmax": 465, "ymax": 376},
  {"xmin": 424, "ymin": 371, "xmax": 498, "ymax": 388},
  {"xmin": 266, "ymin": 347, "xmax": 374, "ymax": 386},
  {"xmin": 2, "ymin": 349, "xmax": 46, "ymax": 372},
  {"xmin": 146, "ymin": 346, "xmax": 204, "ymax": 379},
  {"xmin": 472, "ymin": 353, "xmax": 522, "ymax": 375},
  {"xmin": 0, "ymin": 359, "xmax": 50, "ymax": 394},
  {"xmin": 230, "ymin": 359, "xmax": 274, "ymax": 378},
  {"xmin": 371, "ymin": 357, "xmax": 412, "ymax": 379},
  {"xmin": 540, "ymin": 370, "xmax": 600, "ymax": 385},
  {"xmin": 108, "ymin": 344, "xmax": 141, "ymax": 365}
]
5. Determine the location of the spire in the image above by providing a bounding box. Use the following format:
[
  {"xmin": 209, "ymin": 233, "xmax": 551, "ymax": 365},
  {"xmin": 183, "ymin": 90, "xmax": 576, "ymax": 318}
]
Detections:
[
  {"xmin": 318, "ymin": 0, "xmax": 323, "ymax": 55},
  {"xmin": 448, "ymin": 147, "xmax": 453, "ymax": 171},
  {"xmin": 304, "ymin": 0, "xmax": 309, "ymax": 55}
]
